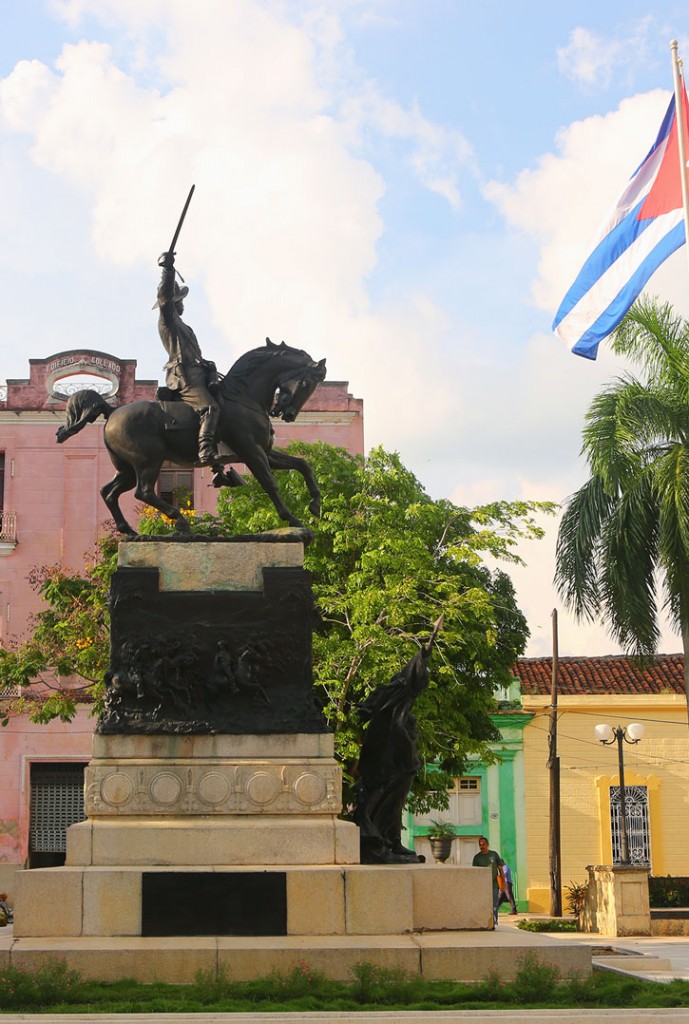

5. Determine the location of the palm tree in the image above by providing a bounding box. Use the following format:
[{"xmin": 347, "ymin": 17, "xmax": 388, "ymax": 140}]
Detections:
[{"xmin": 555, "ymin": 299, "xmax": 689, "ymax": 719}]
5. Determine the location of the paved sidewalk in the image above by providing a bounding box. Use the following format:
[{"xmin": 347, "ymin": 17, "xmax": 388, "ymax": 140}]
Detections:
[{"xmin": 499, "ymin": 916, "xmax": 689, "ymax": 981}]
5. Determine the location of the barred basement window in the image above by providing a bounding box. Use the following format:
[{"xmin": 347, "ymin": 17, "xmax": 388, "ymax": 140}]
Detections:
[{"xmin": 29, "ymin": 763, "xmax": 87, "ymax": 856}]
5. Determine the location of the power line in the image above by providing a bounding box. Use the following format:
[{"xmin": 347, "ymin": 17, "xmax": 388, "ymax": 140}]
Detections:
[
  {"xmin": 528, "ymin": 716, "xmax": 689, "ymax": 767},
  {"xmin": 530, "ymin": 707, "xmax": 689, "ymax": 728}
]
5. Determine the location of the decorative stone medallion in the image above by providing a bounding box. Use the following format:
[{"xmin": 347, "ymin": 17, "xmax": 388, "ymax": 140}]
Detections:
[{"xmin": 86, "ymin": 758, "xmax": 341, "ymax": 816}]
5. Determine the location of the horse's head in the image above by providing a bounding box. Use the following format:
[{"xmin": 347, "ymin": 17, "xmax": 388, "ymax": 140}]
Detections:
[
  {"xmin": 221, "ymin": 338, "xmax": 326, "ymax": 417},
  {"xmin": 272, "ymin": 357, "xmax": 327, "ymax": 422}
]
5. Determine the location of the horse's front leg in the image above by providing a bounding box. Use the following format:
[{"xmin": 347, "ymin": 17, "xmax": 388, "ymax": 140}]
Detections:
[
  {"xmin": 266, "ymin": 449, "xmax": 321, "ymax": 517},
  {"xmin": 134, "ymin": 465, "xmax": 192, "ymax": 534},
  {"xmin": 240, "ymin": 445, "xmax": 305, "ymax": 528},
  {"xmin": 101, "ymin": 466, "xmax": 138, "ymax": 537}
]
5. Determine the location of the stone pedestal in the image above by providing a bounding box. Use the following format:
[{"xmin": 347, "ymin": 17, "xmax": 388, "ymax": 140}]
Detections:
[
  {"xmin": 10, "ymin": 536, "xmax": 512, "ymax": 976},
  {"xmin": 13, "ymin": 863, "xmax": 494, "ymax": 939},
  {"xmin": 581, "ymin": 864, "xmax": 651, "ymax": 936}
]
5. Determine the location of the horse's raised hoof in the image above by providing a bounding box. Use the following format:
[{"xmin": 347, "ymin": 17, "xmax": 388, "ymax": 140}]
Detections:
[
  {"xmin": 211, "ymin": 467, "xmax": 245, "ymax": 489},
  {"xmin": 308, "ymin": 499, "xmax": 321, "ymax": 517}
]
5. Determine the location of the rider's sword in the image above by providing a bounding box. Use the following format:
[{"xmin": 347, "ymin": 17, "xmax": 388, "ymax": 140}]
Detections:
[
  {"xmin": 423, "ymin": 614, "xmax": 444, "ymax": 655},
  {"xmin": 168, "ymin": 184, "xmax": 195, "ymax": 282}
]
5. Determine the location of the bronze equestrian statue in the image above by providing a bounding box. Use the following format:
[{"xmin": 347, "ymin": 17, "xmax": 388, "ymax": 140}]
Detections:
[
  {"xmin": 55, "ymin": 186, "xmax": 327, "ymax": 535},
  {"xmin": 57, "ymin": 338, "xmax": 326, "ymax": 536}
]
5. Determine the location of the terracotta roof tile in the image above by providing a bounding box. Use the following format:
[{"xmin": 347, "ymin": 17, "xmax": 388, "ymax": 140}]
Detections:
[{"xmin": 516, "ymin": 653, "xmax": 685, "ymax": 696}]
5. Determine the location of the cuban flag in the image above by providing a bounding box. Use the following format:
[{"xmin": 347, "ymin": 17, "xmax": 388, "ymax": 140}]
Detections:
[{"xmin": 553, "ymin": 85, "xmax": 689, "ymax": 359}]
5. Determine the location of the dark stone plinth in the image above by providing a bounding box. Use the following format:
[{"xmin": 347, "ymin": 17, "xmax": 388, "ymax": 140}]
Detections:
[{"xmin": 98, "ymin": 547, "xmax": 325, "ymax": 735}]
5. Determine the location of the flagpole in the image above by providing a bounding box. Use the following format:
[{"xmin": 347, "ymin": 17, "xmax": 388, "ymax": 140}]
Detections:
[{"xmin": 670, "ymin": 40, "xmax": 689, "ymax": 273}]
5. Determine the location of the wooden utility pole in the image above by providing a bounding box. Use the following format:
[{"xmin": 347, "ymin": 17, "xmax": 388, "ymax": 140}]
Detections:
[{"xmin": 547, "ymin": 609, "xmax": 562, "ymax": 916}]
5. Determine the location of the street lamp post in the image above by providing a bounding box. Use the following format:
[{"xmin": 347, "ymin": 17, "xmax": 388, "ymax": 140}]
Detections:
[{"xmin": 594, "ymin": 723, "xmax": 645, "ymax": 864}]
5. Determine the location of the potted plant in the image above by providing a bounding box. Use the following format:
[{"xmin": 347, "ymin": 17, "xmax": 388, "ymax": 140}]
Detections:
[{"xmin": 427, "ymin": 820, "xmax": 456, "ymax": 863}]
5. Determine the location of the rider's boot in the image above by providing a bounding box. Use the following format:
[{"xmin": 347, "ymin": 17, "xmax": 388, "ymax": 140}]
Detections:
[{"xmin": 196, "ymin": 406, "xmax": 220, "ymax": 466}]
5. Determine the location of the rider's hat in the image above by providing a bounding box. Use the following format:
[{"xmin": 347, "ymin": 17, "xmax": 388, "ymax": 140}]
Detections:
[{"xmin": 152, "ymin": 281, "xmax": 189, "ymax": 310}]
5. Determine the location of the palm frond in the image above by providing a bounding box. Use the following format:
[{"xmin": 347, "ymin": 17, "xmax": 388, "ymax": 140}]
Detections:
[
  {"xmin": 555, "ymin": 475, "xmax": 616, "ymax": 620},
  {"xmin": 655, "ymin": 443, "xmax": 689, "ymax": 632},
  {"xmin": 611, "ymin": 300, "xmax": 689, "ymax": 387},
  {"xmin": 556, "ymin": 298, "xmax": 689, "ymax": 656},
  {"xmin": 598, "ymin": 470, "xmax": 660, "ymax": 655},
  {"xmin": 582, "ymin": 377, "xmax": 676, "ymax": 487}
]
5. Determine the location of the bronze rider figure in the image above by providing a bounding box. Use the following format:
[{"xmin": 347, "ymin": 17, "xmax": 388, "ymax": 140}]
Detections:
[{"xmin": 154, "ymin": 249, "xmax": 221, "ymax": 467}]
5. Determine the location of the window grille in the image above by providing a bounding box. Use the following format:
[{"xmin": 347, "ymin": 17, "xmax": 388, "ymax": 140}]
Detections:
[
  {"xmin": 610, "ymin": 784, "xmax": 651, "ymax": 867},
  {"xmin": 53, "ymin": 381, "xmax": 113, "ymax": 397},
  {"xmin": 29, "ymin": 763, "xmax": 87, "ymax": 853}
]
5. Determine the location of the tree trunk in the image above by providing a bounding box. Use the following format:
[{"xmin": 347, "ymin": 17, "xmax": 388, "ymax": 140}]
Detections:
[{"xmin": 683, "ymin": 626, "xmax": 689, "ymax": 730}]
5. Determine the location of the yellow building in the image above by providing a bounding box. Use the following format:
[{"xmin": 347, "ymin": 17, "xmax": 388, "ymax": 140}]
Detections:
[{"xmin": 517, "ymin": 654, "xmax": 689, "ymax": 914}]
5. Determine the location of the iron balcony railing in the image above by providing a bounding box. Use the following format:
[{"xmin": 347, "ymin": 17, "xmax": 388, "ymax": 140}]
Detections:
[{"xmin": 0, "ymin": 510, "xmax": 17, "ymax": 543}]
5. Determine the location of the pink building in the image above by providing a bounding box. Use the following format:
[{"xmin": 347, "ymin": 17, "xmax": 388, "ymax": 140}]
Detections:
[{"xmin": 0, "ymin": 350, "xmax": 363, "ymax": 894}]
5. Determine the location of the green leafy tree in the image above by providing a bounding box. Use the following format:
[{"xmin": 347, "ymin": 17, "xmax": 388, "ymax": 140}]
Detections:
[
  {"xmin": 209, "ymin": 442, "xmax": 548, "ymax": 807},
  {"xmin": 555, "ymin": 299, "xmax": 689, "ymax": 716},
  {"xmin": 1, "ymin": 443, "xmax": 550, "ymax": 812},
  {"xmin": 0, "ymin": 534, "xmax": 118, "ymax": 724}
]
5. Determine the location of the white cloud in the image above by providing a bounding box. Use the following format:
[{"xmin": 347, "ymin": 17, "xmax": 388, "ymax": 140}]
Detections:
[
  {"xmin": 557, "ymin": 19, "xmax": 653, "ymax": 90},
  {"xmin": 0, "ymin": 0, "xmax": 473, "ymax": 465},
  {"xmin": 340, "ymin": 89, "xmax": 474, "ymax": 209},
  {"xmin": 0, "ymin": 60, "xmax": 57, "ymax": 131}
]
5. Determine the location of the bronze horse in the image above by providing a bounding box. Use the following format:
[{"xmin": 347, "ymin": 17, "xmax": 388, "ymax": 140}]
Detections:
[{"xmin": 57, "ymin": 339, "xmax": 326, "ymax": 535}]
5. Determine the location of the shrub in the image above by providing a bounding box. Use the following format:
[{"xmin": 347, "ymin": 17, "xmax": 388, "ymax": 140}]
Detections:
[
  {"xmin": 350, "ymin": 961, "xmax": 421, "ymax": 1004},
  {"xmin": 649, "ymin": 876, "xmax": 689, "ymax": 908},
  {"xmin": 510, "ymin": 952, "xmax": 562, "ymax": 1003},
  {"xmin": 0, "ymin": 960, "xmax": 83, "ymax": 1009},
  {"xmin": 564, "ymin": 880, "xmax": 588, "ymax": 917},
  {"xmin": 472, "ymin": 968, "xmax": 506, "ymax": 1002},
  {"xmin": 517, "ymin": 919, "xmax": 576, "ymax": 932},
  {"xmin": 192, "ymin": 965, "xmax": 238, "ymax": 1004},
  {"xmin": 264, "ymin": 960, "xmax": 330, "ymax": 999}
]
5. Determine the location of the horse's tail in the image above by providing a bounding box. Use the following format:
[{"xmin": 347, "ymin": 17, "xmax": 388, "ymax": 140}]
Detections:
[{"xmin": 56, "ymin": 389, "xmax": 114, "ymax": 444}]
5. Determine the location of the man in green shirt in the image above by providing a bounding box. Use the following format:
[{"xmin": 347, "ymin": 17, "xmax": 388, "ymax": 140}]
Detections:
[{"xmin": 472, "ymin": 835, "xmax": 505, "ymax": 926}]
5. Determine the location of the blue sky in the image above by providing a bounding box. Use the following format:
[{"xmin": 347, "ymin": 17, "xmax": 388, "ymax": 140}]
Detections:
[{"xmin": 1, "ymin": 0, "xmax": 689, "ymax": 655}]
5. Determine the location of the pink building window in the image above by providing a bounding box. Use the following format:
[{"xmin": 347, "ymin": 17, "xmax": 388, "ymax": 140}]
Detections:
[{"xmin": 158, "ymin": 467, "xmax": 195, "ymax": 510}]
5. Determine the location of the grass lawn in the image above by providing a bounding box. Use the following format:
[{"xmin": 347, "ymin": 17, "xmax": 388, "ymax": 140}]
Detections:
[{"xmin": 2, "ymin": 955, "xmax": 689, "ymax": 1013}]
